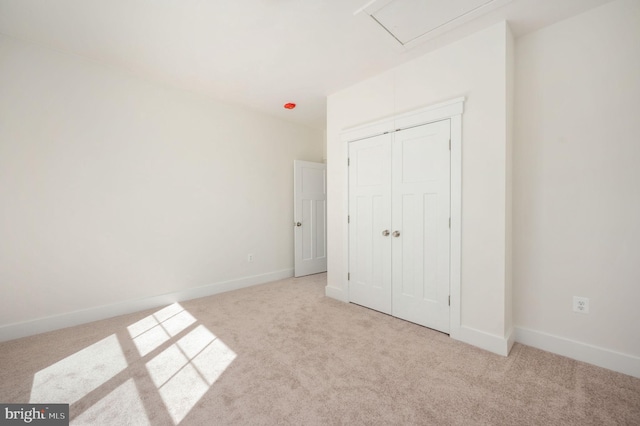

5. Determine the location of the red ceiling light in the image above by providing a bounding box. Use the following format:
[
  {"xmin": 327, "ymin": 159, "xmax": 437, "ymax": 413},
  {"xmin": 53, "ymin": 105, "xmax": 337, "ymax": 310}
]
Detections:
[{"xmin": 284, "ymin": 102, "xmax": 296, "ymax": 110}]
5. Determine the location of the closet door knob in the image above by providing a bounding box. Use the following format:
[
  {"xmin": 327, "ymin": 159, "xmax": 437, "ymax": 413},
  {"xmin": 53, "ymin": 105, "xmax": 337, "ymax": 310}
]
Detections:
[
  {"xmin": 382, "ymin": 230, "xmax": 390, "ymax": 236},
  {"xmin": 392, "ymin": 230, "xmax": 400, "ymax": 237},
  {"xmin": 296, "ymin": 222, "xmax": 302, "ymax": 227}
]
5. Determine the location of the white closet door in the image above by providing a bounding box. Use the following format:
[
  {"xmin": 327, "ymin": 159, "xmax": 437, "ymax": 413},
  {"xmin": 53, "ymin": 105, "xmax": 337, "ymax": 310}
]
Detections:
[
  {"xmin": 348, "ymin": 134, "xmax": 392, "ymax": 314},
  {"xmin": 391, "ymin": 119, "xmax": 451, "ymax": 332}
]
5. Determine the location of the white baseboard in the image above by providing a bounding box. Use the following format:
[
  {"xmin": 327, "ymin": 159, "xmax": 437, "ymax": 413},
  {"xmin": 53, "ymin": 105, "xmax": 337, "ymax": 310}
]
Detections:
[
  {"xmin": 451, "ymin": 325, "xmax": 513, "ymax": 356},
  {"xmin": 0, "ymin": 268, "xmax": 293, "ymax": 343},
  {"xmin": 515, "ymin": 327, "xmax": 640, "ymax": 379},
  {"xmin": 325, "ymin": 285, "xmax": 348, "ymax": 302}
]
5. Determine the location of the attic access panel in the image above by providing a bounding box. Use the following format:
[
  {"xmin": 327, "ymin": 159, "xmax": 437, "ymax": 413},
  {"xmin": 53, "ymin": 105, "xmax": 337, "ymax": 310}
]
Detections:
[{"xmin": 358, "ymin": 0, "xmax": 513, "ymax": 47}]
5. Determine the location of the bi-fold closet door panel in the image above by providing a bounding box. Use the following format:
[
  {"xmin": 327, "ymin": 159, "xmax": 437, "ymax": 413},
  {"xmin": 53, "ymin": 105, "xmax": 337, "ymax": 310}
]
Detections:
[{"xmin": 348, "ymin": 119, "xmax": 451, "ymax": 333}]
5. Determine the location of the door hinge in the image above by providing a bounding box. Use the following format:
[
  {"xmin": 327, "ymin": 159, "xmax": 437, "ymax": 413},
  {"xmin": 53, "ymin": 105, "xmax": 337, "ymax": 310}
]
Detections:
[
  {"xmin": 348, "ymin": 273, "xmax": 350, "ymax": 281},
  {"xmin": 449, "ymin": 139, "xmax": 451, "ymax": 150},
  {"xmin": 348, "ymin": 215, "xmax": 350, "ymax": 223},
  {"xmin": 347, "ymin": 158, "xmax": 350, "ymax": 166},
  {"xmin": 449, "ymin": 217, "xmax": 451, "ymax": 228},
  {"xmin": 448, "ymin": 295, "xmax": 451, "ymax": 306}
]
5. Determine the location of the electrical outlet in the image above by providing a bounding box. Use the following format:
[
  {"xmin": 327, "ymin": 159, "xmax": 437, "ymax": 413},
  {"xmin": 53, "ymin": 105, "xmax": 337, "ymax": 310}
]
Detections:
[
  {"xmin": 247, "ymin": 254, "xmax": 254, "ymax": 262},
  {"xmin": 573, "ymin": 296, "xmax": 589, "ymax": 314}
]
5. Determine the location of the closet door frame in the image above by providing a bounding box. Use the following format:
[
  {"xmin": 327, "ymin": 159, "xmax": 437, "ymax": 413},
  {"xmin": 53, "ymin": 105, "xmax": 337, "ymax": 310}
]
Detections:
[{"xmin": 341, "ymin": 97, "xmax": 464, "ymax": 338}]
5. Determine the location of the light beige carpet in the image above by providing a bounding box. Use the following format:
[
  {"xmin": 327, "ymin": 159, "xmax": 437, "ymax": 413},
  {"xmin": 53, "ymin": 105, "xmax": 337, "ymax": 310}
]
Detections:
[{"xmin": 1, "ymin": 273, "xmax": 639, "ymax": 425}]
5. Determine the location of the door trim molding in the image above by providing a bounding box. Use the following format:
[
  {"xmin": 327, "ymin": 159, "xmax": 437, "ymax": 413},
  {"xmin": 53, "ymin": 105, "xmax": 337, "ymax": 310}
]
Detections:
[
  {"xmin": 336, "ymin": 97, "xmax": 465, "ymax": 335},
  {"xmin": 340, "ymin": 97, "xmax": 465, "ymax": 142}
]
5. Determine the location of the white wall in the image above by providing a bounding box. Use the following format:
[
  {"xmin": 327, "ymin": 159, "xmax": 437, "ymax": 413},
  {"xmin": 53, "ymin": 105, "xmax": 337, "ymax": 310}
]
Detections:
[
  {"xmin": 326, "ymin": 22, "xmax": 513, "ymax": 354},
  {"xmin": 514, "ymin": 0, "xmax": 640, "ymax": 361},
  {"xmin": 0, "ymin": 34, "xmax": 323, "ymax": 336}
]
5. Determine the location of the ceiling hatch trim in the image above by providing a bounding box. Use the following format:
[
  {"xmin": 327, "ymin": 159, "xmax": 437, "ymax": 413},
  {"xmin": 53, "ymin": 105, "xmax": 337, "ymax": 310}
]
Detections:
[{"xmin": 355, "ymin": 0, "xmax": 514, "ymax": 49}]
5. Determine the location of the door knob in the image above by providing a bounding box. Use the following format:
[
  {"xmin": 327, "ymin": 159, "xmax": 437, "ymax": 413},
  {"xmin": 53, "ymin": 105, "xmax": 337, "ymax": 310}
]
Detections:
[
  {"xmin": 392, "ymin": 230, "xmax": 400, "ymax": 237},
  {"xmin": 382, "ymin": 230, "xmax": 390, "ymax": 236},
  {"xmin": 296, "ymin": 222, "xmax": 302, "ymax": 227}
]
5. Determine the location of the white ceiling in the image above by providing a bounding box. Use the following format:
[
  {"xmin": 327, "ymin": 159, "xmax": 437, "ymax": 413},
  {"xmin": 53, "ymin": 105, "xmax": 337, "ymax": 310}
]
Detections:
[{"xmin": 0, "ymin": 0, "xmax": 614, "ymax": 129}]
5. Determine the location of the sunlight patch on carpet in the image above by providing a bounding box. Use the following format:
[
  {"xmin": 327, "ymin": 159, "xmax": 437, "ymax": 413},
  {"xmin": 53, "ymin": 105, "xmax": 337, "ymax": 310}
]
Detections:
[
  {"xmin": 29, "ymin": 304, "xmax": 235, "ymax": 424},
  {"xmin": 30, "ymin": 334, "xmax": 127, "ymax": 404},
  {"xmin": 145, "ymin": 324, "xmax": 236, "ymax": 424},
  {"xmin": 128, "ymin": 303, "xmax": 196, "ymax": 356}
]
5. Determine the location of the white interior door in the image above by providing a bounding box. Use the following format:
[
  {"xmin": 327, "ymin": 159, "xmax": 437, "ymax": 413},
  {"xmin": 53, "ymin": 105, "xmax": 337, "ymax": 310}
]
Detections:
[
  {"xmin": 347, "ymin": 120, "xmax": 451, "ymax": 333},
  {"xmin": 391, "ymin": 120, "xmax": 451, "ymax": 333},
  {"xmin": 348, "ymin": 134, "xmax": 392, "ymax": 314},
  {"xmin": 294, "ymin": 160, "xmax": 327, "ymax": 277}
]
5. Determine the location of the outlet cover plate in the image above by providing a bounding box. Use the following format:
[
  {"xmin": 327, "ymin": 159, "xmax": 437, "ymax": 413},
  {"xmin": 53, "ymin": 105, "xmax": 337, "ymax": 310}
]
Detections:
[{"xmin": 573, "ymin": 296, "xmax": 589, "ymax": 314}]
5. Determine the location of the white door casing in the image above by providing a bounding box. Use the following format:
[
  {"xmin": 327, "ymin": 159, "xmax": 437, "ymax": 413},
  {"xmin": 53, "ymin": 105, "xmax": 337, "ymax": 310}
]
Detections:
[
  {"xmin": 294, "ymin": 160, "xmax": 327, "ymax": 277},
  {"xmin": 347, "ymin": 119, "xmax": 452, "ymax": 333}
]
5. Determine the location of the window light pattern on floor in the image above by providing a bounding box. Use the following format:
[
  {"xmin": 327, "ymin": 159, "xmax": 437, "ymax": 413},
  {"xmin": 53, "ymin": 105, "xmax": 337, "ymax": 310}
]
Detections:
[
  {"xmin": 29, "ymin": 303, "xmax": 236, "ymax": 425},
  {"xmin": 143, "ymin": 323, "xmax": 236, "ymax": 424},
  {"xmin": 29, "ymin": 334, "xmax": 127, "ymax": 405}
]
